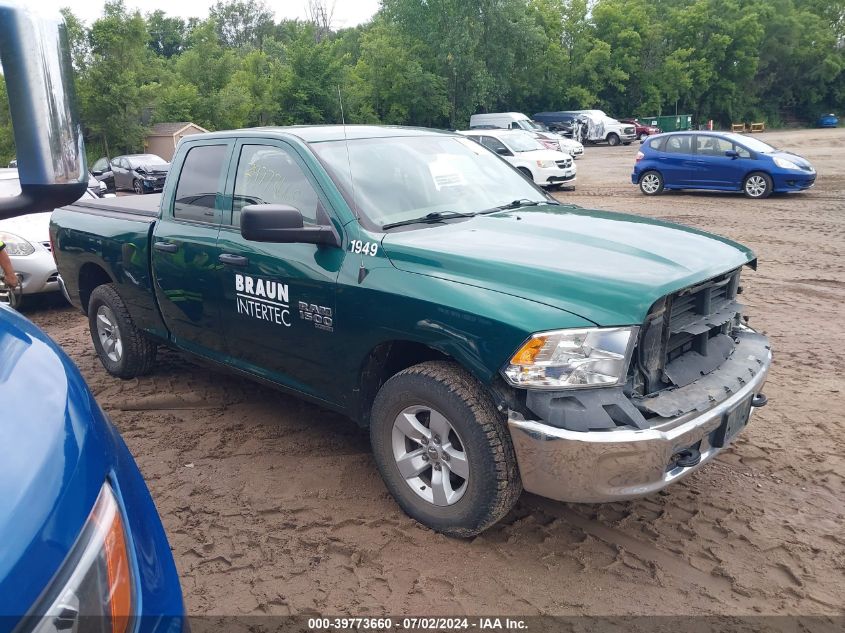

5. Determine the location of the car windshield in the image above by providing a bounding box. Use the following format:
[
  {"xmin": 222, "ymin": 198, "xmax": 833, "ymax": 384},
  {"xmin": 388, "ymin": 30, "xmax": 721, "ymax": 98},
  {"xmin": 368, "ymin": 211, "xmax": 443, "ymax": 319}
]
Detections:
[
  {"xmin": 311, "ymin": 135, "xmax": 548, "ymax": 229},
  {"xmin": 724, "ymin": 134, "xmax": 776, "ymax": 153},
  {"xmin": 128, "ymin": 154, "xmax": 167, "ymax": 167},
  {"xmin": 503, "ymin": 133, "xmax": 545, "ymax": 152},
  {"xmin": 0, "ymin": 178, "xmax": 21, "ymax": 197}
]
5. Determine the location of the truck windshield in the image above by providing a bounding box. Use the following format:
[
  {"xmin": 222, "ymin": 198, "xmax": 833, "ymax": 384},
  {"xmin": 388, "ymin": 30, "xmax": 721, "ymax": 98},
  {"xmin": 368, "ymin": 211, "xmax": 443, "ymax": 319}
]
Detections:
[{"xmin": 312, "ymin": 135, "xmax": 547, "ymax": 229}]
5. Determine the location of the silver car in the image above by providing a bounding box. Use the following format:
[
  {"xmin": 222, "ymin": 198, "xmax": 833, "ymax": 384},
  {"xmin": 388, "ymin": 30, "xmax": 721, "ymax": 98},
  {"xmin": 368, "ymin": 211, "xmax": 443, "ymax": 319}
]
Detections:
[{"xmin": 0, "ymin": 169, "xmax": 100, "ymax": 300}]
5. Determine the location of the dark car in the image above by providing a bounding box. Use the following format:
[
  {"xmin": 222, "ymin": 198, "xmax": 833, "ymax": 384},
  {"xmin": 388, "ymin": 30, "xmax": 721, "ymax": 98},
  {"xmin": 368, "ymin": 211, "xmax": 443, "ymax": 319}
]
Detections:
[
  {"xmin": 90, "ymin": 156, "xmax": 115, "ymax": 192},
  {"xmin": 632, "ymin": 131, "xmax": 816, "ymax": 199},
  {"xmin": 533, "ymin": 112, "xmax": 577, "ymax": 137},
  {"xmin": 620, "ymin": 118, "xmax": 661, "ymax": 141},
  {"xmin": 110, "ymin": 153, "xmax": 170, "ymax": 194}
]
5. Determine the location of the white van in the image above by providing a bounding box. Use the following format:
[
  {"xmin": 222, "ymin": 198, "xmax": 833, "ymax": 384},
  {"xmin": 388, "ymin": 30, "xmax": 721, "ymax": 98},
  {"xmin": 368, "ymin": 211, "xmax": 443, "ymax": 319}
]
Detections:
[
  {"xmin": 458, "ymin": 129, "xmax": 576, "ymax": 189},
  {"xmin": 469, "ymin": 112, "xmax": 584, "ymax": 158}
]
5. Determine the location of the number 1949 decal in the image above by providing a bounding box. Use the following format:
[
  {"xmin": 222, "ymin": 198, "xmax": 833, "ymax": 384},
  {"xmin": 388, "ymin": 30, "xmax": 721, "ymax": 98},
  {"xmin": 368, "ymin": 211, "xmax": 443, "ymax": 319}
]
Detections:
[{"xmin": 349, "ymin": 240, "xmax": 379, "ymax": 256}]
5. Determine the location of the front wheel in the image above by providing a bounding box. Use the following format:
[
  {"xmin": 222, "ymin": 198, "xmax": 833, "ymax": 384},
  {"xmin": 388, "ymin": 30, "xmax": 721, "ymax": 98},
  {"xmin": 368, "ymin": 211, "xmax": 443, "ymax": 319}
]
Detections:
[
  {"xmin": 607, "ymin": 133, "xmax": 620, "ymax": 146},
  {"xmin": 517, "ymin": 166, "xmax": 533, "ymax": 183},
  {"xmin": 132, "ymin": 179, "xmax": 144, "ymax": 195},
  {"xmin": 743, "ymin": 172, "xmax": 772, "ymax": 199},
  {"xmin": 88, "ymin": 284, "xmax": 157, "ymax": 378},
  {"xmin": 369, "ymin": 361, "xmax": 522, "ymax": 537},
  {"xmin": 639, "ymin": 170, "xmax": 664, "ymax": 195}
]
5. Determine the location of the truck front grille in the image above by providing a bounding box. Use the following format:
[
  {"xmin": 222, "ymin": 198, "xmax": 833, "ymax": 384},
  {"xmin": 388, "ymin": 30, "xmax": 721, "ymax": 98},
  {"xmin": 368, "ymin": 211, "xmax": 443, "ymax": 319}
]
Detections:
[{"xmin": 636, "ymin": 269, "xmax": 743, "ymax": 394}]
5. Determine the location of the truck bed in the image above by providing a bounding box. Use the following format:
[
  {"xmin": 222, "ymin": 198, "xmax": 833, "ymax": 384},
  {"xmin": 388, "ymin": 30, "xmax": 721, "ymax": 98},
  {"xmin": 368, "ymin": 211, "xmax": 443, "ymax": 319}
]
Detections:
[
  {"xmin": 51, "ymin": 194, "xmax": 164, "ymax": 337},
  {"xmin": 68, "ymin": 193, "xmax": 161, "ymax": 219}
]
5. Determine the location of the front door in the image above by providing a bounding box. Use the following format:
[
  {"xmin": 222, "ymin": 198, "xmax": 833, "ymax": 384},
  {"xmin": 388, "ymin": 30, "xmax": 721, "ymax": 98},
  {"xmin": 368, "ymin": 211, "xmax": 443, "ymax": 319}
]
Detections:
[
  {"xmin": 215, "ymin": 139, "xmax": 346, "ymax": 403},
  {"xmin": 151, "ymin": 140, "xmax": 233, "ymax": 359},
  {"xmin": 112, "ymin": 157, "xmax": 130, "ymax": 191},
  {"xmin": 691, "ymin": 135, "xmax": 737, "ymax": 188}
]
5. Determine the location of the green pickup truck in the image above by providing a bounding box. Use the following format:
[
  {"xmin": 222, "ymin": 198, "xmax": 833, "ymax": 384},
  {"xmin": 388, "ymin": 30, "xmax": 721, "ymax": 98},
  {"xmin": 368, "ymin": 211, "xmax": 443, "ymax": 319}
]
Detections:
[{"xmin": 51, "ymin": 126, "xmax": 771, "ymax": 536}]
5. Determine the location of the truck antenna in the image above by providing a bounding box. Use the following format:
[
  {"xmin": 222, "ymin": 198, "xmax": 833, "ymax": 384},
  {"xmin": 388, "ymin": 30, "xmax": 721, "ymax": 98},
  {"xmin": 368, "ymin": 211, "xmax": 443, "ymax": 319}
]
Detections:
[{"xmin": 337, "ymin": 85, "xmax": 367, "ymax": 283}]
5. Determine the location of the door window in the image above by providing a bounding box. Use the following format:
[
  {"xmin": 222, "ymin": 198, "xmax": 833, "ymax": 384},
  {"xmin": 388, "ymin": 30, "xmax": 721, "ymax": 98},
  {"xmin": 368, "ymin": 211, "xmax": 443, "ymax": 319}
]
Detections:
[
  {"xmin": 480, "ymin": 136, "xmax": 509, "ymax": 155},
  {"xmin": 696, "ymin": 136, "xmax": 733, "ymax": 156},
  {"xmin": 664, "ymin": 135, "xmax": 693, "ymax": 154},
  {"xmin": 232, "ymin": 144, "xmax": 321, "ymax": 227},
  {"xmin": 172, "ymin": 144, "xmax": 228, "ymax": 224},
  {"xmin": 92, "ymin": 157, "xmax": 109, "ymax": 172}
]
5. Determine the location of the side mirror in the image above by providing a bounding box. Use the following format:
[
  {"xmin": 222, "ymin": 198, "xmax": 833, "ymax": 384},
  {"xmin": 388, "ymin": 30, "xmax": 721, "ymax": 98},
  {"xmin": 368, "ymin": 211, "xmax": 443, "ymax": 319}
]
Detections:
[
  {"xmin": 0, "ymin": 5, "xmax": 87, "ymax": 219},
  {"xmin": 240, "ymin": 204, "xmax": 340, "ymax": 247},
  {"xmin": 725, "ymin": 149, "xmax": 739, "ymax": 159},
  {"xmin": 495, "ymin": 147, "xmax": 513, "ymax": 157}
]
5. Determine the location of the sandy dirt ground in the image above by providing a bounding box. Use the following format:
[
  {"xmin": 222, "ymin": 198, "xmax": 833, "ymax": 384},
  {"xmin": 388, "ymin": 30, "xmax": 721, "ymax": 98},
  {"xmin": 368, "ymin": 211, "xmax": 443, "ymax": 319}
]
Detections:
[{"xmin": 26, "ymin": 128, "xmax": 844, "ymax": 617}]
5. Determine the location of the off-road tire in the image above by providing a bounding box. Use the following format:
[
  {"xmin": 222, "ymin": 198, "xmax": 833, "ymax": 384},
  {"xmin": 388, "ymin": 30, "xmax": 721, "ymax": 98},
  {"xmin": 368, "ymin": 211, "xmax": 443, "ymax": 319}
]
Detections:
[
  {"xmin": 370, "ymin": 361, "xmax": 522, "ymax": 537},
  {"xmin": 88, "ymin": 284, "xmax": 156, "ymax": 378},
  {"xmin": 743, "ymin": 171, "xmax": 773, "ymax": 199},
  {"xmin": 607, "ymin": 133, "xmax": 621, "ymax": 146}
]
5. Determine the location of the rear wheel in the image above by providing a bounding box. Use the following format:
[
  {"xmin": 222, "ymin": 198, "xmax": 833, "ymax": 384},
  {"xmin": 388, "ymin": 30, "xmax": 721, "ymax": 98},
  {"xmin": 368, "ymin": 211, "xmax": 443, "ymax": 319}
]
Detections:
[
  {"xmin": 132, "ymin": 179, "xmax": 144, "ymax": 195},
  {"xmin": 743, "ymin": 172, "xmax": 772, "ymax": 199},
  {"xmin": 639, "ymin": 170, "xmax": 664, "ymax": 195},
  {"xmin": 607, "ymin": 133, "xmax": 620, "ymax": 146},
  {"xmin": 369, "ymin": 361, "xmax": 522, "ymax": 537},
  {"xmin": 88, "ymin": 284, "xmax": 156, "ymax": 378}
]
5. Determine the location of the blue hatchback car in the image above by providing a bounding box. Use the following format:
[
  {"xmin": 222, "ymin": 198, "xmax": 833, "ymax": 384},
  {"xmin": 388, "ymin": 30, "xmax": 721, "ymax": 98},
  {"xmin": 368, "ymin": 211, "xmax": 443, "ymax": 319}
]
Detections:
[
  {"xmin": 0, "ymin": 305, "xmax": 185, "ymax": 633},
  {"xmin": 632, "ymin": 131, "xmax": 816, "ymax": 199}
]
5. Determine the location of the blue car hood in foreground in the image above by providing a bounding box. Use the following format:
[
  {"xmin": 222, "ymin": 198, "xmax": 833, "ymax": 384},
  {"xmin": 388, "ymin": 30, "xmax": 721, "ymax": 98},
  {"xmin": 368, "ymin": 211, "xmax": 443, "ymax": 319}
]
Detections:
[
  {"xmin": 0, "ymin": 306, "xmax": 108, "ymax": 616},
  {"xmin": 382, "ymin": 205, "xmax": 756, "ymax": 326}
]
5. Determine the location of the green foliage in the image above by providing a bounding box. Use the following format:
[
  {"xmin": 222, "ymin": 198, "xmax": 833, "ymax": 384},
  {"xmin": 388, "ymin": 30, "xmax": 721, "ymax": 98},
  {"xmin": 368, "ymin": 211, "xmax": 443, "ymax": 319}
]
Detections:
[{"xmin": 2, "ymin": 0, "xmax": 841, "ymax": 165}]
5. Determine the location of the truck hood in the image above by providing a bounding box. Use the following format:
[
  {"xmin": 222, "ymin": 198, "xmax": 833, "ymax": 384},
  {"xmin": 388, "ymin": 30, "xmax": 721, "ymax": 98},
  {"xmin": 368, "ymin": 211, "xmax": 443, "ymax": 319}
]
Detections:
[
  {"xmin": 381, "ymin": 205, "xmax": 755, "ymax": 326},
  {"xmin": 0, "ymin": 306, "xmax": 107, "ymax": 615}
]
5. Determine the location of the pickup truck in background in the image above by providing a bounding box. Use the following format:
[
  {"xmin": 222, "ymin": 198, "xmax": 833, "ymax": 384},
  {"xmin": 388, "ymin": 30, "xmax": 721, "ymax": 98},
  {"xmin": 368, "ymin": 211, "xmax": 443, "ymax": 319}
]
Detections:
[{"xmin": 51, "ymin": 125, "xmax": 772, "ymax": 537}]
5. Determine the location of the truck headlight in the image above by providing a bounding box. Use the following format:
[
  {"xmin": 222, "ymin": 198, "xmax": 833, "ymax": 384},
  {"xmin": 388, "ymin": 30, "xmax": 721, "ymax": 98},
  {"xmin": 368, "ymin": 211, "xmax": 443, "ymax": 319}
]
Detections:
[
  {"xmin": 773, "ymin": 156, "xmax": 800, "ymax": 170},
  {"xmin": 0, "ymin": 230, "xmax": 35, "ymax": 256},
  {"xmin": 536, "ymin": 160, "xmax": 557, "ymax": 168},
  {"xmin": 25, "ymin": 484, "xmax": 134, "ymax": 633},
  {"xmin": 503, "ymin": 327, "xmax": 638, "ymax": 389}
]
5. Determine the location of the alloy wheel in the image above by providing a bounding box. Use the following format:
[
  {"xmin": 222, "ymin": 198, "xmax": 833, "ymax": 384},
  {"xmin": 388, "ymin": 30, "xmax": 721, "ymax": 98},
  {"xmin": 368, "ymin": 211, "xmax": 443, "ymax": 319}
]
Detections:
[
  {"xmin": 391, "ymin": 405, "xmax": 469, "ymax": 506},
  {"xmin": 745, "ymin": 175, "xmax": 767, "ymax": 197},
  {"xmin": 641, "ymin": 173, "xmax": 661, "ymax": 194},
  {"xmin": 96, "ymin": 305, "xmax": 123, "ymax": 362}
]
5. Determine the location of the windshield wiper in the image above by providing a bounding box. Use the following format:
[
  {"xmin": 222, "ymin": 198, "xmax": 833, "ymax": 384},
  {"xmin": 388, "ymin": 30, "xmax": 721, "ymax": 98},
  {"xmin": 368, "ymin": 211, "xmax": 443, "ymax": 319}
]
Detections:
[
  {"xmin": 382, "ymin": 211, "xmax": 476, "ymax": 230},
  {"xmin": 477, "ymin": 199, "xmax": 555, "ymax": 215}
]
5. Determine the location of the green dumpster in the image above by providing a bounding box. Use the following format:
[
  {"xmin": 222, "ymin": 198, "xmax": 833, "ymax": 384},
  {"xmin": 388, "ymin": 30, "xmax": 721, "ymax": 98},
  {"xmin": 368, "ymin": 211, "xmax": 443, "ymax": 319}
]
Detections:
[{"xmin": 641, "ymin": 114, "xmax": 693, "ymax": 132}]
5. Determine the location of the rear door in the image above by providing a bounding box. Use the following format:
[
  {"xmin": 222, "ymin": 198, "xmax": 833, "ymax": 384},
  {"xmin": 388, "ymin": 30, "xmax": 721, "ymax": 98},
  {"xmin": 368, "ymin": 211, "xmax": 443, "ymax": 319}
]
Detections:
[
  {"xmin": 656, "ymin": 134, "xmax": 695, "ymax": 187},
  {"xmin": 690, "ymin": 135, "xmax": 737, "ymax": 188},
  {"xmin": 151, "ymin": 139, "xmax": 234, "ymax": 358},
  {"xmin": 214, "ymin": 138, "xmax": 347, "ymax": 401}
]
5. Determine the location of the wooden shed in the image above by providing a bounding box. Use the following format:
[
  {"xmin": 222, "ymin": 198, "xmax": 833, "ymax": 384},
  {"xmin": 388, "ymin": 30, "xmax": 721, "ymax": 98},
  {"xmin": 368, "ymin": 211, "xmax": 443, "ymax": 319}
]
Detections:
[{"xmin": 144, "ymin": 122, "xmax": 209, "ymax": 161}]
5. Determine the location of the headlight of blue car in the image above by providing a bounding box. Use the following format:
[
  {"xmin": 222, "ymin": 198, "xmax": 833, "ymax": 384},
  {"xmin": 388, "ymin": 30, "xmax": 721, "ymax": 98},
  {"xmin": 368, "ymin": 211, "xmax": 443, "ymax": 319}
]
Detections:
[{"xmin": 24, "ymin": 484, "xmax": 135, "ymax": 633}]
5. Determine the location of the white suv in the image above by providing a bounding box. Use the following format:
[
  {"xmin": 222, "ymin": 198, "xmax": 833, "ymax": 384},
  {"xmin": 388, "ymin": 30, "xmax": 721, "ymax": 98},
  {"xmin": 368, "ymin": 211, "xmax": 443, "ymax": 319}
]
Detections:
[{"xmin": 458, "ymin": 129, "xmax": 576, "ymax": 189}]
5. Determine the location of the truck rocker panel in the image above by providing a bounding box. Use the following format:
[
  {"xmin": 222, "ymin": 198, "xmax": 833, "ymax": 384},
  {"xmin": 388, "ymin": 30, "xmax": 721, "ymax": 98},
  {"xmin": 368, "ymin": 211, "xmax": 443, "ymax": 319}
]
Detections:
[{"xmin": 51, "ymin": 125, "xmax": 771, "ymax": 536}]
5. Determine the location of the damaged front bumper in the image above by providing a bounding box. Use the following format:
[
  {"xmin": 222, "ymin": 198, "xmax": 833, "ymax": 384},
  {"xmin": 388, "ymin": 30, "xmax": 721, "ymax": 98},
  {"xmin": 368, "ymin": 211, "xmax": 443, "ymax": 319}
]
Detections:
[{"xmin": 507, "ymin": 329, "xmax": 772, "ymax": 503}]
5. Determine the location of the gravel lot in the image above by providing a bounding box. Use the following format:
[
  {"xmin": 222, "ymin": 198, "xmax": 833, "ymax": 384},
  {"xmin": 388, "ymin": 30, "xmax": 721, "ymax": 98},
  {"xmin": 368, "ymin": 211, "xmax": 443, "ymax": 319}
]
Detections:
[{"xmin": 27, "ymin": 128, "xmax": 844, "ymax": 617}]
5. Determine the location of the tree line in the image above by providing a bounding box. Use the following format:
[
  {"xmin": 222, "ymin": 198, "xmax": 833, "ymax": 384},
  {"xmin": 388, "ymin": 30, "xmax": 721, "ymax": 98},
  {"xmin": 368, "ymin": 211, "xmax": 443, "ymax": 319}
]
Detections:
[{"xmin": 0, "ymin": 0, "xmax": 842, "ymax": 164}]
